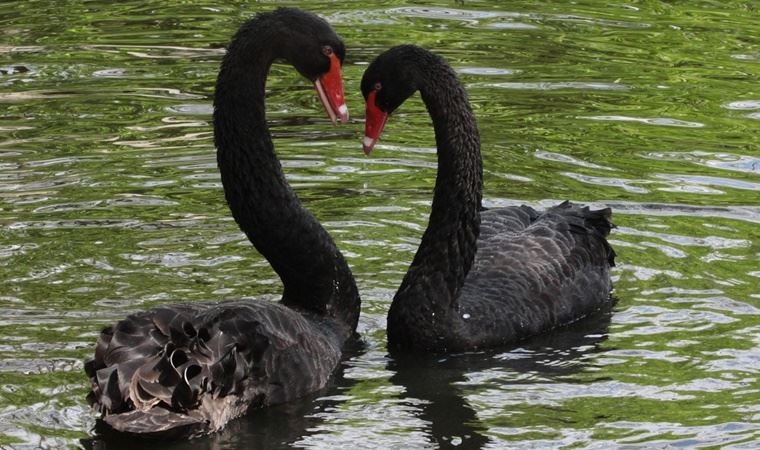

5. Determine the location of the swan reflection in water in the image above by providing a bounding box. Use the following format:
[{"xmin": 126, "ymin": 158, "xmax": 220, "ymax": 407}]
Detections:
[{"xmin": 388, "ymin": 303, "xmax": 615, "ymax": 449}]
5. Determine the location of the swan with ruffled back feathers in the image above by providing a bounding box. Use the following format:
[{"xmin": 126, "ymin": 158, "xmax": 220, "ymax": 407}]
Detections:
[
  {"xmin": 361, "ymin": 45, "xmax": 616, "ymax": 353},
  {"xmin": 85, "ymin": 8, "xmax": 360, "ymax": 438}
]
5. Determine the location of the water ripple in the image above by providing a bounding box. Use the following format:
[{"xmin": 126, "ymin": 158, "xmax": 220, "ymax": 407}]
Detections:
[
  {"xmin": 476, "ymin": 380, "xmax": 695, "ymax": 407},
  {"xmin": 0, "ymin": 89, "xmax": 73, "ymax": 102},
  {"xmin": 616, "ymin": 226, "xmax": 750, "ymax": 249},
  {"xmin": 703, "ymin": 328, "xmax": 760, "ymax": 374},
  {"xmin": 0, "ymin": 358, "xmax": 82, "ymax": 374},
  {"xmin": 388, "ymin": 7, "xmax": 512, "ymax": 21},
  {"xmin": 458, "ymin": 67, "xmax": 517, "ymax": 76},
  {"xmin": 723, "ymin": 100, "xmax": 760, "ymax": 110},
  {"xmin": 600, "ymin": 421, "xmax": 760, "ymax": 448},
  {"xmin": 655, "ymin": 174, "xmax": 760, "ymax": 192},
  {"xmin": 165, "ymin": 103, "xmax": 213, "ymax": 115},
  {"xmin": 8, "ymin": 219, "xmax": 141, "ymax": 230},
  {"xmin": 536, "ymin": 150, "xmax": 618, "ymax": 171},
  {"xmin": 119, "ymin": 252, "xmax": 244, "ymax": 268},
  {"xmin": 82, "ymin": 44, "xmax": 225, "ymax": 59},
  {"xmin": 614, "ymin": 304, "xmax": 736, "ymax": 334},
  {"xmin": 583, "ymin": 115, "xmax": 705, "ymax": 127},
  {"xmin": 475, "ymin": 81, "xmax": 629, "ymax": 91},
  {"xmin": 335, "ymin": 157, "xmax": 437, "ymax": 169},
  {"xmin": 560, "ymin": 171, "xmax": 650, "ymax": 193},
  {"xmin": 642, "ymin": 151, "xmax": 760, "ymax": 175}
]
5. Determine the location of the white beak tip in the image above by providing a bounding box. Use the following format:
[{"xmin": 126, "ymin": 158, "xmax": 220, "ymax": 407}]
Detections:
[
  {"xmin": 362, "ymin": 136, "xmax": 376, "ymax": 155},
  {"xmin": 337, "ymin": 104, "xmax": 349, "ymax": 124}
]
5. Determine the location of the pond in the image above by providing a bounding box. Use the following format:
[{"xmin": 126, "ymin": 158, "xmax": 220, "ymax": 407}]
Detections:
[{"xmin": 0, "ymin": 1, "xmax": 759, "ymax": 448}]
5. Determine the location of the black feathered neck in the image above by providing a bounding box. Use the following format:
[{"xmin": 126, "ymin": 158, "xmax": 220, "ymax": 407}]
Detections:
[
  {"xmin": 212, "ymin": 9, "xmax": 359, "ymax": 336},
  {"xmin": 387, "ymin": 47, "xmax": 482, "ymax": 323}
]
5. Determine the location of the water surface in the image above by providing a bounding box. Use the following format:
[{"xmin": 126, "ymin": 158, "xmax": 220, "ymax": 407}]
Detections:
[{"xmin": 1, "ymin": 1, "xmax": 759, "ymax": 448}]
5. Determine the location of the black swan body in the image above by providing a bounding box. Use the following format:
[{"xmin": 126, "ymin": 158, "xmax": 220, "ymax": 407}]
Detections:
[
  {"xmin": 85, "ymin": 8, "xmax": 360, "ymax": 437},
  {"xmin": 361, "ymin": 45, "xmax": 615, "ymax": 353}
]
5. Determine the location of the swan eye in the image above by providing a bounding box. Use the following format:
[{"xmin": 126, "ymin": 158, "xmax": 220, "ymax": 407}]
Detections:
[
  {"xmin": 373, "ymin": 82, "xmax": 382, "ymax": 91},
  {"xmin": 322, "ymin": 46, "xmax": 334, "ymax": 57}
]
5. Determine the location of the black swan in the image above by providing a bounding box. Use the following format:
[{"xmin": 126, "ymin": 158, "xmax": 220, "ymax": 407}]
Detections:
[
  {"xmin": 361, "ymin": 45, "xmax": 615, "ymax": 352},
  {"xmin": 84, "ymin": 8, "xmax": 360, "ymax": 438}
]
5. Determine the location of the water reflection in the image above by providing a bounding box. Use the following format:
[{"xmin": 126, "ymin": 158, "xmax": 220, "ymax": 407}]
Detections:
[
  {"xmin": 84, "ymin": 398, "xmax": 325, "ymax": 450},
  {"xmin": 387, "ymin": 306, "xmax": 614, "ymax": 449}
]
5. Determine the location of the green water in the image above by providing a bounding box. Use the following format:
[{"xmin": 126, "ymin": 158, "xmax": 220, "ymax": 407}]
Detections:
[{"xmin": 1, "ymin": 1, "xmax": 759, "ymax": 448}]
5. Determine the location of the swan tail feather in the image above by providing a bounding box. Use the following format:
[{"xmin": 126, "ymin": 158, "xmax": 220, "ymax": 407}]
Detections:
[
  {"xmin": 551, "ymin": 201, "xmax": 616, "ymax": 267},
  {"xmin": 86, "ymin": 305, "xmax": 271, "ymax": 435},
  {"xmin": 583, "ymin": 207, "xmax": 616, "ymax": 267}
]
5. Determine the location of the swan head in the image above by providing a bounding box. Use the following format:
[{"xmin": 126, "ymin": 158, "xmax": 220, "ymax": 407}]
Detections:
[
  {"xmin": 239, "ymin": 8, "xmax": 349, "ymax": 124},
  {"xmin": 360, "ymin": 45, "xmax": 423, "ymax": 154}
]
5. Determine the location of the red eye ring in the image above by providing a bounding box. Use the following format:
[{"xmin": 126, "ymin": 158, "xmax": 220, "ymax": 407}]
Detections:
[{"xmin": 322, "ymin": 46, "xmax": 334, "ymax": 57}]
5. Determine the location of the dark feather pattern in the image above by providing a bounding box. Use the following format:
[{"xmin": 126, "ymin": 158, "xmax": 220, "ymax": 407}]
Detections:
[
  {"xmin": 85, "ymin": 302, "xmax": 343, "ymax": 437},
  {"xmin": 361, "ymin": 46, "xmax": 615, "ymax": 352},
  {"xmin": 450, "ymin": 202, "xmax": 615, "ymax": 349},
  {"xmin": 85, "ymin": 9, "xmax": 359, "ymax": 438}
]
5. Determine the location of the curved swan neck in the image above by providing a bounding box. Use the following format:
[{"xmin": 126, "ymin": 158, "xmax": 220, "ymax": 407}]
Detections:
[
  {"xmin": 212, "ymin": 19, "xmax": 359, "ymax": 335},
  {"xmin": 396, "ymin": 53, "xmax": 482, "ymax": 309}
]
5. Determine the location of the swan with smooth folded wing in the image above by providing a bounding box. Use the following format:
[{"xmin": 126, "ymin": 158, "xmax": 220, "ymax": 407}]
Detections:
[{"xmin": 361, "ymin": 45, "xmax": 615, "ymax": 353}]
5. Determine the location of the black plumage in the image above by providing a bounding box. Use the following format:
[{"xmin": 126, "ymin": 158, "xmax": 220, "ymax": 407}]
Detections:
[
  {"xmin": 360, "ymin": 45, "xmax": 615, "ymax": 352},
  {"xmin": 85, "ymin": 8, "xmax": 360, "ymax": 437}
]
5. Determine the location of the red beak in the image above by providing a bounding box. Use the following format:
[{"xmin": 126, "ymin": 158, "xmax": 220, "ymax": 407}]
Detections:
[
  {"xmin": 314, "ymin": 53, "xmax": 348, "ymax": 125},
  {"xmin": 363, "ymin": 90, "xmax": 388, "ymax": 155}
]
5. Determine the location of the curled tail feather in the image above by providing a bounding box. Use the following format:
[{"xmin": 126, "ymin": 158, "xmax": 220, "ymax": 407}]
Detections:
[{"xmin": 85, "ymin": 306, "xmax": 270, "ymax": 437}]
